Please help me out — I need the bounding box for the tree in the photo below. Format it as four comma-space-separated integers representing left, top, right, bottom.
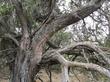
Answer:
0, 0, 110, 82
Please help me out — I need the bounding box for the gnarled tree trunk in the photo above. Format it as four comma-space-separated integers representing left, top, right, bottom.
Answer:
9, 0, 105, 82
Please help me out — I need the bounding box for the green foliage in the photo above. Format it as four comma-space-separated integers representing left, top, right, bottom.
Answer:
0, 2, 13, 16
22, 0, 42, 29
23, 0, 41, 10
105, 36, 110, 48
51, 30, 71, 46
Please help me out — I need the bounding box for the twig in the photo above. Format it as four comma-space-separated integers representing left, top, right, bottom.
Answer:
45, 65, 52, 82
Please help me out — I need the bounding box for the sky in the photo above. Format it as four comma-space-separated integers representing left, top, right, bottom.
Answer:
59, 0, 109, 42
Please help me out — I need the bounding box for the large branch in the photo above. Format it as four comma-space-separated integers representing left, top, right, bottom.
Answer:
41, 42, 110, 66
11, 0, 29, 34
33, 0, 104, 47
1, 33, 19, 46
41, 49, 110, 82
57, 42, 110, 65
11, 0, 30, 49
55, 52, 110, 78
32, 0, 105, 65
53, 2, 103, 31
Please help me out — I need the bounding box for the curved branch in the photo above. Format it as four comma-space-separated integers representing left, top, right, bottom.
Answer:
67, 61, 110, 78
57, 42, 110, 65
42, 42, 110, 64
33, 0, 105, 55
42, 49, 110, 82
44, 51, 110, 78
2, 33, 19, 46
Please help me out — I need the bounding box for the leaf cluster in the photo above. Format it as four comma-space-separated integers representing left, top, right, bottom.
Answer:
0, 2, 13, 16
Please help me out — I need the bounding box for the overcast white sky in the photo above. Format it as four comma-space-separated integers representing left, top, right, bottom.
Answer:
59, 0, 109, 42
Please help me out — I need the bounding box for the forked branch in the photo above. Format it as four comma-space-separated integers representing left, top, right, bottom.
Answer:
42, 42, 110, 82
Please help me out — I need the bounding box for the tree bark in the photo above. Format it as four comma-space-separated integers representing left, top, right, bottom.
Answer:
11, 49, 42, 82
10, 0, 105, 82
11, 50, 30, 82
61, 65, 70, 82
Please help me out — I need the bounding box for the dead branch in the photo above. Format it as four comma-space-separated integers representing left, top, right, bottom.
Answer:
2, 33, 19, 46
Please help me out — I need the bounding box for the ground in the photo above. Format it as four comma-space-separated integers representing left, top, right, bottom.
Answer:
35, 69, 89, 82
0, 69, 101, 82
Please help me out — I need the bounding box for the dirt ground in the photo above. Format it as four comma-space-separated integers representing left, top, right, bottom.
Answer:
36, 70, 89, 82
0, 70, 89, 82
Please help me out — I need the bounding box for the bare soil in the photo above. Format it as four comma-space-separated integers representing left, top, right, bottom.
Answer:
36, 70, 89, 82
0, 70, 89, 82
